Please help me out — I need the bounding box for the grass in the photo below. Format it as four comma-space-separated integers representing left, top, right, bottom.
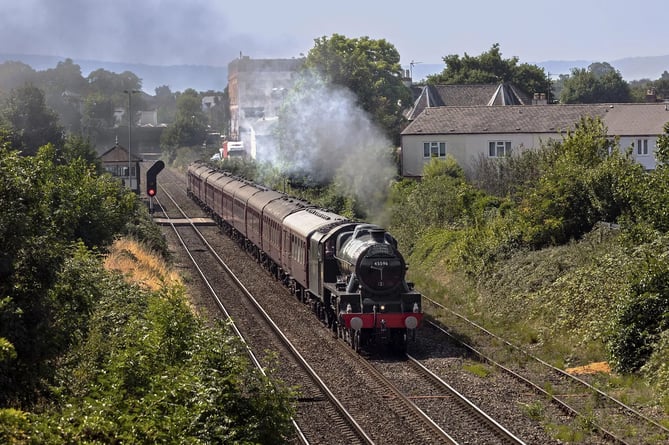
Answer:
104, 238, 182, 291
404, 224, 669, 442
461, 361, 493, 378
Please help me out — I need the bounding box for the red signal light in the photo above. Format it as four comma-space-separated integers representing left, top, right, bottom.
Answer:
148, 188, 156, 197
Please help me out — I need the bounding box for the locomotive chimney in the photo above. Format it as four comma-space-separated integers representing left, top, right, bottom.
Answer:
371, 229, 385, 242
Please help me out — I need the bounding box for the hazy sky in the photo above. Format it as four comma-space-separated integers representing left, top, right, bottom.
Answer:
2, 0, 667, 69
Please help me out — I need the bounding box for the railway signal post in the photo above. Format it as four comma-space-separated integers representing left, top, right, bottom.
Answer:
146, 160, 165, 214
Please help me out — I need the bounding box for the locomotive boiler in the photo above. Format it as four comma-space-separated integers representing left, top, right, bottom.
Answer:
187, 161, 422, 353
327, 224, 422, 352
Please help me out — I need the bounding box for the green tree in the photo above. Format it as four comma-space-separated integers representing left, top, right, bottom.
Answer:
0, 140, 137, 403
427, 43, 550, 100
154, 84, 177, 124
36, 59, 87, 133
0, 61, 37, 97
81, 91, 115, 137
160, 88, 207, 160
305, 34, 412, 145
608, 253, 669, 372
515, 117, 642, 248
86, 68, 141, 97
0, 85, 64, 155
560, 63, 631, 103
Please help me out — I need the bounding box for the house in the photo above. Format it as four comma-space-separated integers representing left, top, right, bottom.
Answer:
98, 143, 142, 193
404, 83, 533, 121
400, 103, 669, 177
227, 55, 304, 157
138, 110, 158, 127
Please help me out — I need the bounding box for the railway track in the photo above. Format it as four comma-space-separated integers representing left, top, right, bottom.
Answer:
153, 181, 373, 445
422, 297, 669, 445
147, 165, 613, 444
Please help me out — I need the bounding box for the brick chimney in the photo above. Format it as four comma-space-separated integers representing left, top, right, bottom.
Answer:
532, 92, 548, 105
646, 87, 658, 103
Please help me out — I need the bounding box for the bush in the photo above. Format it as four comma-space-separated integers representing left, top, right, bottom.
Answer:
24, 282, 295, 444
608, 251, 669, 372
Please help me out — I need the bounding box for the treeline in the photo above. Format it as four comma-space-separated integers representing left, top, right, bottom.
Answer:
384, 117, 669, 396
0, 58, 228, 155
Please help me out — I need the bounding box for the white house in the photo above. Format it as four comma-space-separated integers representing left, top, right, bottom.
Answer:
400, 103, 669, 177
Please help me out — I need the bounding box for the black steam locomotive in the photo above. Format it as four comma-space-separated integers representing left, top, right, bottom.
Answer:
187, 161, 422, 352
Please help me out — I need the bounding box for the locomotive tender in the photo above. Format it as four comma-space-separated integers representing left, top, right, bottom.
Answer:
187, 161, 422, 352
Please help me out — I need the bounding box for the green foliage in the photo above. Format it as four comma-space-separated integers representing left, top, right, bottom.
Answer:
422, 156, 464, 180
655, 121, 669, 165
24, 283, 294, 444
305, 34, 412, 144
641, 330, 669, 402
608, 247, 669, 372
531, 231, 630, 345
427, 43, 550, 99
160, 89, 208, 161
514, 117, 641, 248
560, 63, 631, 103
0, 408, 30, 444
468, 148, 547, 198
60, 134, 101, 170
0, 61, 37, 95
0, 138, 145, 404
0, 84, 64, 155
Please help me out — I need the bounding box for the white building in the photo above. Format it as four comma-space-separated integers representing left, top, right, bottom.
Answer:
401, 103, 669, 177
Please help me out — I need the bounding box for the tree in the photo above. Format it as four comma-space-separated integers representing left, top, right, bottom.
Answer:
154, 84, 177, 124
86, 68, 141, 98
305, 34, 412, 145
0, 85, 64, 155
560, 63, 631, 103
160, 88, 207, 160
0, 61, 37, 96
515, 117, 641, 248
0, 139, 137, 403
427, 43, 550, 100
36, 59, 86, 133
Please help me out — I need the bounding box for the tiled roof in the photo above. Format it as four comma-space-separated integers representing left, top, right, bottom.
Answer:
98, 144, 143, 162
401, 103, 669, 136
404, 83, 531, 121
603, 103, 669, 135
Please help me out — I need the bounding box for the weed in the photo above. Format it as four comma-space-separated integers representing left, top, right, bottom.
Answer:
520, 401, 545, 421
461, 361, 492, 378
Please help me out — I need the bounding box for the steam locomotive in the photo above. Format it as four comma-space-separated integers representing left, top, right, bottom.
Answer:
187, 161, 422, 352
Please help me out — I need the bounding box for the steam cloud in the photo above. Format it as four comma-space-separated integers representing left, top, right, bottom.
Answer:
248, 72, 397, 218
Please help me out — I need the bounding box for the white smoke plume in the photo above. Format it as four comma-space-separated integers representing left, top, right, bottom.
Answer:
249, 71, 397, 218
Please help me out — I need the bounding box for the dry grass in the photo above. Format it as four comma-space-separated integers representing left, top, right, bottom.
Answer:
104, 238, 182, 291
565, 362, 612, 375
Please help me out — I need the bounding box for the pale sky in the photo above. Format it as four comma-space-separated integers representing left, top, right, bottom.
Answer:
1, 0, 667, 70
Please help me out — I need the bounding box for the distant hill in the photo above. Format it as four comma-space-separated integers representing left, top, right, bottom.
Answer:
410, 55, 669, 83
0, 53, 227, 94
2, 52, 668, 94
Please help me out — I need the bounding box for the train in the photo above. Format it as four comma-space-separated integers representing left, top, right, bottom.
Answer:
186, 161, 422, 352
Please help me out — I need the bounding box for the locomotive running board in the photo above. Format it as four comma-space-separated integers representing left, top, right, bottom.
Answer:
152, 217, 216, 226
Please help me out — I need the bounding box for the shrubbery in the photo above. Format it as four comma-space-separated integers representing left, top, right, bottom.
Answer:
0, 133, 295, 442
24, 280, 294, 444
387, 116, 669, 397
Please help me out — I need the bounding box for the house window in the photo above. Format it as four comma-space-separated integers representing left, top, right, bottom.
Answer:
489, 141, 512, 157
423, 142, 446, 158
636, 139, 649, 156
